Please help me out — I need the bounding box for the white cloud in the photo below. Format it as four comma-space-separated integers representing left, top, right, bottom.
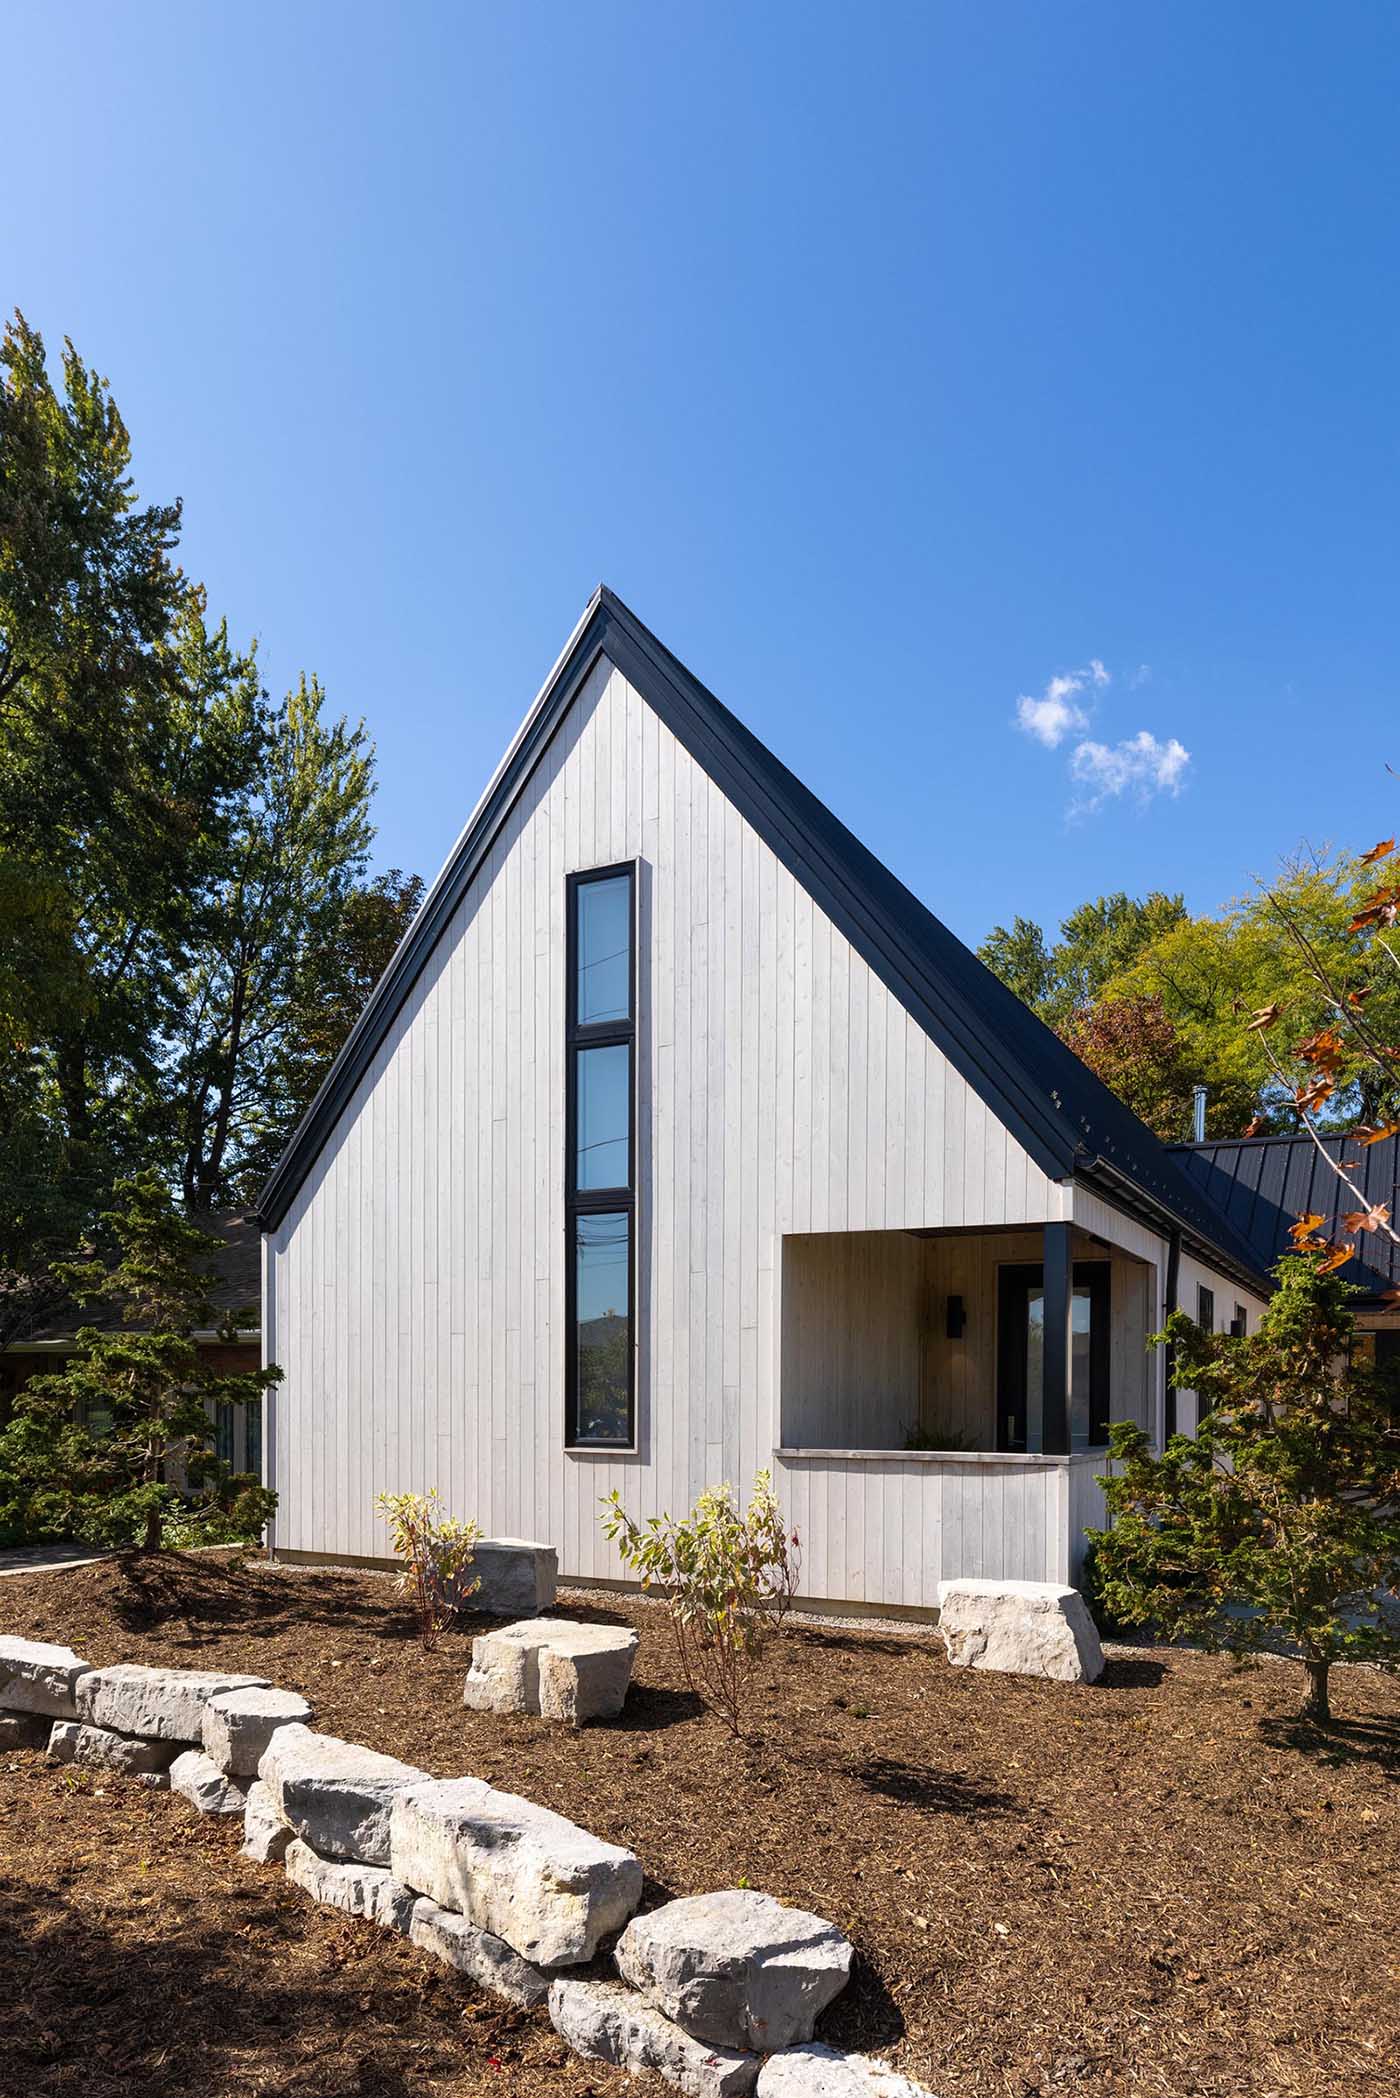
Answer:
1069, 730, 1191, 811
1014, 659, 1109, 748
1129, 662, 1152, 689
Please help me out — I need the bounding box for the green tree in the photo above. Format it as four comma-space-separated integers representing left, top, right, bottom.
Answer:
12, 1173, 281, 1552
1089, 1258, 1400, 1723
161, 671, 376, 1206
979, 891, 1189, 1029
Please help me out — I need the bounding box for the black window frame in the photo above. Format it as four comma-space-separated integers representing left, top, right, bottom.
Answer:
565, 863, 637, 1450
1198, 1284, 1215, 1334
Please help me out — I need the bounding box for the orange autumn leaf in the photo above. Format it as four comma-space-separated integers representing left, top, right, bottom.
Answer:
1343, 1204, 1391, 1235
1315, 1242, 1356, 1274
1242, 1116, 1265, 1137
1293, 1080, 1334, 1115
1290, 1212, 1327, 1242
1246, 1003, 1282, 1033
1359, 838, 1396, 866
1347, 986, 1373, 1006
1357, 1122, 1400, 1145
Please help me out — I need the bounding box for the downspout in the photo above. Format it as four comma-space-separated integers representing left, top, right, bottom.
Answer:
1163, 1227, 1182, 1443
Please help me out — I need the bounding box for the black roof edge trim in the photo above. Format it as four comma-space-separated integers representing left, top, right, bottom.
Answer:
1077, 1159, 1274, 1299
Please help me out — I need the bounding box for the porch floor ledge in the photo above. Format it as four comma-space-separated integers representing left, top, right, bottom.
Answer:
774, 1445, 1107, 1466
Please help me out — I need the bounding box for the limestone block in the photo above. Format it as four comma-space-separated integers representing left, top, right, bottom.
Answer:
0, 1636, 93, 1717
285, 1838, 417, 1931
408, 1896, 554, 2007
203, 1684, 314, 1776
0, 1712, 51, 1749
46, 1719, 178, 1775
616, 1890, 854, 2051
241, 1779, 292, 1863
756, 2043, 936, 2097
935, 1578, 1104, 1684
549, 1979, 759, 2097
469, 1538, 558, 1616
462, 1618, 638, 1724
76, 1664, 271, 1742
389, 1775, 643, 1965
258, 1723, 429, 1866
170, 1747, 250, 1816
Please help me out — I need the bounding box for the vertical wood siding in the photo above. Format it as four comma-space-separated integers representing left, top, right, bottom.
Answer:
267, 658, 1076, 1599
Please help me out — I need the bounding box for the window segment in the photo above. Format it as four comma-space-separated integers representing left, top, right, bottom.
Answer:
566, 865, 636, 1447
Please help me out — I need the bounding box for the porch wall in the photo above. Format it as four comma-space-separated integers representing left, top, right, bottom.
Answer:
776, 1448, 1107, 1607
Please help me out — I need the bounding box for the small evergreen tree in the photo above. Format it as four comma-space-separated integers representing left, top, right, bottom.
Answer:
13, 1173, 281, 1552
1090, 1257, 1400, 1722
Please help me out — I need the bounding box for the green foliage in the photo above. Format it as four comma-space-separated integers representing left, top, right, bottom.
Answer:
600, 1470, 802, 1737
12, 1173, 281, 1552
0, 310, 404, 1328
980, 859, 1400, 1136
1088, 1258, 1400, 1721
375, 1489, 481, 1649
980, 892, 1189, 1031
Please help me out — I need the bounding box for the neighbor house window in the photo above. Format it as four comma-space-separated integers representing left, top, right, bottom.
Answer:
565, 865, 635, 1447
1197, 1285, 1215, 1334
1230, 1304, 1247, 1338
215, 1401, 235, 1467
245, 1395, 263, 1476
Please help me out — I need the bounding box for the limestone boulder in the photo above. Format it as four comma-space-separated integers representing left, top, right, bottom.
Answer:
409, 1896, 554, 2007
285, 1838, 417, 1931
756, 2043, 935, 2097
47, 1719, 178, 1776
203, 1684, 314, 1776
241, 1780, 292, 1864
549, 1979, 759, 2098
390, 1775, 643, 1966
616, 1891, 854, 2051
936, 1578, 1104, 1684
170, 1748, 250, 1817
462, 1617, 638, 1724
0, 1636, 92, 1717
469, 1538, 558, 1616
76, 1664, 271, 1742
259, 1723, 429, 1866
0, 1712, 51, 1749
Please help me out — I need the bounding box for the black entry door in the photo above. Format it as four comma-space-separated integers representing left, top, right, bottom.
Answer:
996, 1261, 1111, 1452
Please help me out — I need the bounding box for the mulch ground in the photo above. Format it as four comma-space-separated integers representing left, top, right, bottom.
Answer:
1, 1554, 1397, 2098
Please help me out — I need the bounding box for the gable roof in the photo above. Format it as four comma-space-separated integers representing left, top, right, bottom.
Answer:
1170, 1131, 1400, 1305
255, 588, 1268, 1287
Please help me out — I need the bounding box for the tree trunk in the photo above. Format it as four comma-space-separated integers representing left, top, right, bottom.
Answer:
141, 1500, 163, 1553
1301, 1657, 1331, 1724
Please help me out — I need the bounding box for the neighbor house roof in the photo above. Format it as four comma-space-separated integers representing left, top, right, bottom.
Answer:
4, 1211, 262, 1348
1170, 1132, 1400, 1305
256, 588, 1269, 1289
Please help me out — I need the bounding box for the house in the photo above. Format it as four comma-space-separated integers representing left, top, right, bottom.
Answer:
1171, 1127, 1400, 1420
254, 590, 1272, 1613
0, 1211, 266, 1478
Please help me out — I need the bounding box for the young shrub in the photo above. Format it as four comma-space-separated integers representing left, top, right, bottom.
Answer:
14, 1174, 281, 1553
600, 1469, 802, 1737
375, 1489, 481, 1649
1089, 1256, 1400, 1722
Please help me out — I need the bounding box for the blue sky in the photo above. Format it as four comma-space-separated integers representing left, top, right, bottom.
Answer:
7, 3, 1399, 945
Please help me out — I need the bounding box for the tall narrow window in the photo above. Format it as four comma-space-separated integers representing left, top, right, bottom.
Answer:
1197, 1285, 1215, 1334
566, 865, 635, 1447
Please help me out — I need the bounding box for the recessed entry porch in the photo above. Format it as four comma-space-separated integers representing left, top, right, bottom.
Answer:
775, 1223, 1157, 1602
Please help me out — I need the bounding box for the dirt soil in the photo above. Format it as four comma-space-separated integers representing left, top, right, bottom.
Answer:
1, 1552, 1397, 2098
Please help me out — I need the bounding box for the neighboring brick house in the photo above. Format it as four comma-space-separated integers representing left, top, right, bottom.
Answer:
0, 1211, 265, 1479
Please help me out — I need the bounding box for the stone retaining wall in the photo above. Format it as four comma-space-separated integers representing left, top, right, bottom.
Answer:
1, 1634, 930, 2098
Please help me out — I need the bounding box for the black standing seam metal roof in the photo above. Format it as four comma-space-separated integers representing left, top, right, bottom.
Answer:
1169, 1132, 1400, 1303
255, 587, 1270, 1289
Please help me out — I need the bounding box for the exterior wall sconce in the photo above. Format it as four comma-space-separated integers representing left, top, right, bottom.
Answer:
945, 1294, 965, 1340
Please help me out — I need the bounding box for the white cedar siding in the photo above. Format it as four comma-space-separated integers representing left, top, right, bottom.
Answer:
264, 656, 1068, 1586
1172, 1249, 1269, 1436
